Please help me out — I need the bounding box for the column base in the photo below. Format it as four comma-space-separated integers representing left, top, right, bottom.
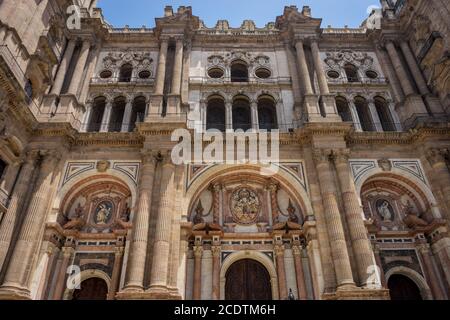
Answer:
322, 288, 390, 300
396, 94, 430, 129
303, 95, 323, 122
424, 94, 445, 115
0, 285, 31, 300
321, 95, 342, 121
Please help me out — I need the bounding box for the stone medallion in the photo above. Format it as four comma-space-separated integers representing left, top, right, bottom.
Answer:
230, 187, 261, 225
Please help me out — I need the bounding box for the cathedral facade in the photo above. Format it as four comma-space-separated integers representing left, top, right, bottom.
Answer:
0, 0, 449, 300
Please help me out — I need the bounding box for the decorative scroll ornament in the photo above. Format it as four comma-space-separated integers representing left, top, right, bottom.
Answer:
230, 188, 261, 225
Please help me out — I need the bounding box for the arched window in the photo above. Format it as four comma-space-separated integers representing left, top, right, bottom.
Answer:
344, 64, 359, 83
232, 96, 251, 131
87, 97, 106, 132
354, 97, 375, 132
109, 97, 126, 132
129, 96, 147, 132
335, 97, 353, 122
0, 159, 7, 180
119, 63, 133, 82
374, 96, 396, 132
230, 60, 249, 82
206, 97, 226, 132
258, 96, 278, 130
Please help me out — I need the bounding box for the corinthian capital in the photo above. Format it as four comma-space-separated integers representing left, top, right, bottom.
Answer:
331, 149, 351, 165
312, 148, 332, 165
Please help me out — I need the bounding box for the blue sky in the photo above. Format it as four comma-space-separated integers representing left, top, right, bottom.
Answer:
97, 0, 380, 28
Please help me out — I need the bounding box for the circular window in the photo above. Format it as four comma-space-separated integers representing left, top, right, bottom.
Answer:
255, 68, 272, 79
327, 70, 340, 79
138, 70, 151, 79
100, 70, 112, 79
366, 70, 378, 79
208, 67, 224, 79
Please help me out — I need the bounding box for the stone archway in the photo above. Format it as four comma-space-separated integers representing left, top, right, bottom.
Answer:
220, 251, 279, 300
385, 267, 433, 300
225, 259, 272, 300
72, 277, 108, 300
388, 274, 422, 300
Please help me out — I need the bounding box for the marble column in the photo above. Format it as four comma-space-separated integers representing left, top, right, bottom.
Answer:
375, 46, 405, 104
292, 245, 308, 300
385, 41, 415, 96
367, 100, 384, 132
0, 151, 39, 270
250, 100, 259, 130
426, 149, 450, 223
122, 152, 157, 292
333, 150, 380, 288
51, 39, 76, 95
192, 246, 203, 300
80, 45, 101, 104
0, 150, 61, 299
295, 40, 313, 95
418, 243, 446, 300
399, 41, 430, 97
211, 246, 221, 300
314, 149, 355, 289
121, 99, 133, 132
310, 40, 329, 95
108, 247, 124, 300
100, 100, 113, 132
348, 99, 363, 132
52, 247, 74, 300
275, 244, 288, 300
81, 101, 93, 132
225, 100, 233, 131
171, 39, 184, 95
67, 40, 91, 96
155, 39, 169, 96
148, 152, 175, 294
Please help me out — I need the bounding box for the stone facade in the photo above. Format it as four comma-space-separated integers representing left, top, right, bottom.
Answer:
0, 0, 449, 300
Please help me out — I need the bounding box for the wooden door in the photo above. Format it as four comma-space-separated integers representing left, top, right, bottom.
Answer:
388, 274, 423, 300
225, 259, 272, 300
72, 278, 108, 300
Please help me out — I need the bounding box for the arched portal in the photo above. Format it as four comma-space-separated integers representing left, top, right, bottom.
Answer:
72, 277, 108, 300
225, 259, 272, 300
388, 274, 423, 300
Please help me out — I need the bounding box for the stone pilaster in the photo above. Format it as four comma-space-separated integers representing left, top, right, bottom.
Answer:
332, 149, 381, 288
121, 151, 157, 293
313, 149, 355, 290
0, 150, 62, 300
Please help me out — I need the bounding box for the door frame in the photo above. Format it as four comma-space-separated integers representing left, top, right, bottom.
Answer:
385, 267, 433, 300
63, 269, 111, 300
220, 251, 279, 300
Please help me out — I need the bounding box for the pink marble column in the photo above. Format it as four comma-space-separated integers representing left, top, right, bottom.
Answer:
418, 243, 446, 300
274, 245, 287, 300
211, 246, 221, 300
108, 247, 124, 300
192, 246, 203, 300
292, 245, 308, 300
52, 247, 74, 300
